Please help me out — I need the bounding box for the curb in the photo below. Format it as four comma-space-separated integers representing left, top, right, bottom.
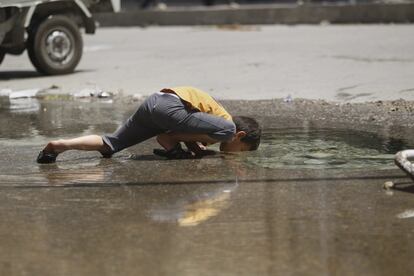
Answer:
93, 3, 414, 26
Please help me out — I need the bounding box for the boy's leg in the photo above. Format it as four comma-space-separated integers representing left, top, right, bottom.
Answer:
101, 116, 161, 154
38, 135, 110, 163
152, 108, 236, 158
43, 135, 109, 154
39, 120, 161, 163
101, 93, 164, 153
177, 111, 236, 141
38, 93, 163, 163
152, 96, 236, 147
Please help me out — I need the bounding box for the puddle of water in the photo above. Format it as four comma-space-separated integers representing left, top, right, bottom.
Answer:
9, 98, 41, 113
1, 97, 412, 172
248, 128, 413, 170
0, 97, 130, 141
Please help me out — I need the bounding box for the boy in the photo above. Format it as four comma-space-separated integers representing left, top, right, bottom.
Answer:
37, 86, 261, 163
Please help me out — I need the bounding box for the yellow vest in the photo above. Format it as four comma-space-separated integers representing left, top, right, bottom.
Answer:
161, 86, 232, 121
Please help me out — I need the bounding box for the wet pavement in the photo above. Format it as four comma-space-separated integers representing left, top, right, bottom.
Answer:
1, 96, 414, 275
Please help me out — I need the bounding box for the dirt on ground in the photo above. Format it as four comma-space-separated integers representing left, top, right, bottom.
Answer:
217, 97, 414, 139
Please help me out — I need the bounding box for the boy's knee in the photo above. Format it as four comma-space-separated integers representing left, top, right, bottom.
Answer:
224, 121, 236, 136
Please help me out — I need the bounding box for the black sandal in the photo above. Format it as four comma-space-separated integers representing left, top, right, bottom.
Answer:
36, 150, 58, 164
100, 151, 113, 159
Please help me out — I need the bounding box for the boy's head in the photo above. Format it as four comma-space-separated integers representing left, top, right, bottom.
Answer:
220, 116, 261, 152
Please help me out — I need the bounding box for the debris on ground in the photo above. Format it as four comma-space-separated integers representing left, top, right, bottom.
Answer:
0, 88, 12, 97
132, 93, 144, 101
71, 87, 114, 99
216, 24, 260, 32
72, 88, 99, 98
9, 89, 40, 99
283, 94, 293, 103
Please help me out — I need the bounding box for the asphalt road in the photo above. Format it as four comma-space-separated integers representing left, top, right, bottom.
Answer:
1, 97, 414, 276
1, 24, 414, 102
2, 24, 414, 275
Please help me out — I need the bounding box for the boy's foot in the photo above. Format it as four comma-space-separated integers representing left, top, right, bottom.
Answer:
36, 150, 58, 164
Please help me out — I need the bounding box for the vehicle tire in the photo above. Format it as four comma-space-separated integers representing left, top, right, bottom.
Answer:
0, 52, 5, 65
28, 15, 83, 75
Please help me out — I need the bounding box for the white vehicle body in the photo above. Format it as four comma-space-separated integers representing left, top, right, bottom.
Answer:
0, 0, 119, 74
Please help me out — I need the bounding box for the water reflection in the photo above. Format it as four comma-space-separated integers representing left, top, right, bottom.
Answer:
148, 181, 237, 227
0, 97, 130, 139
38, 159, 108, 185
9, 98, 41, 113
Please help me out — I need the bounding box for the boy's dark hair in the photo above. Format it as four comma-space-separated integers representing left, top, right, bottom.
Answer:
233, 116, 261, 151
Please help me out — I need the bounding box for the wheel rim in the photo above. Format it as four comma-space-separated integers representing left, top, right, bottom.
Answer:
45, 29, 74, 65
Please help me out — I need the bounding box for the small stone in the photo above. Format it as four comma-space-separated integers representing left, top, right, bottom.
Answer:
319, 20, 330, 26
229, 2, 240, 8
383, 181, 395, 190
156, 2, 167, 10
97, 91, 112, 98
73, 89, 94, 98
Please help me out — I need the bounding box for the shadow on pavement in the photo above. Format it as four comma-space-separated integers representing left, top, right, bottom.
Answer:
3, 174, 409, 189
392, 182, 414, 194
0, 70, 41, 80
0, 69, 94, 80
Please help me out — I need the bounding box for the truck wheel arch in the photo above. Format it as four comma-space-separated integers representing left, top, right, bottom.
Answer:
25, 1, 95, 34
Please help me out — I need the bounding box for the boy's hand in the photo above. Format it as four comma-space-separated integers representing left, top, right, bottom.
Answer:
185, 142, 216, 157
157, 133, 218, 151
153, 144, 194, 159
153, 143, 216, 159
155, 133, 218, 159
